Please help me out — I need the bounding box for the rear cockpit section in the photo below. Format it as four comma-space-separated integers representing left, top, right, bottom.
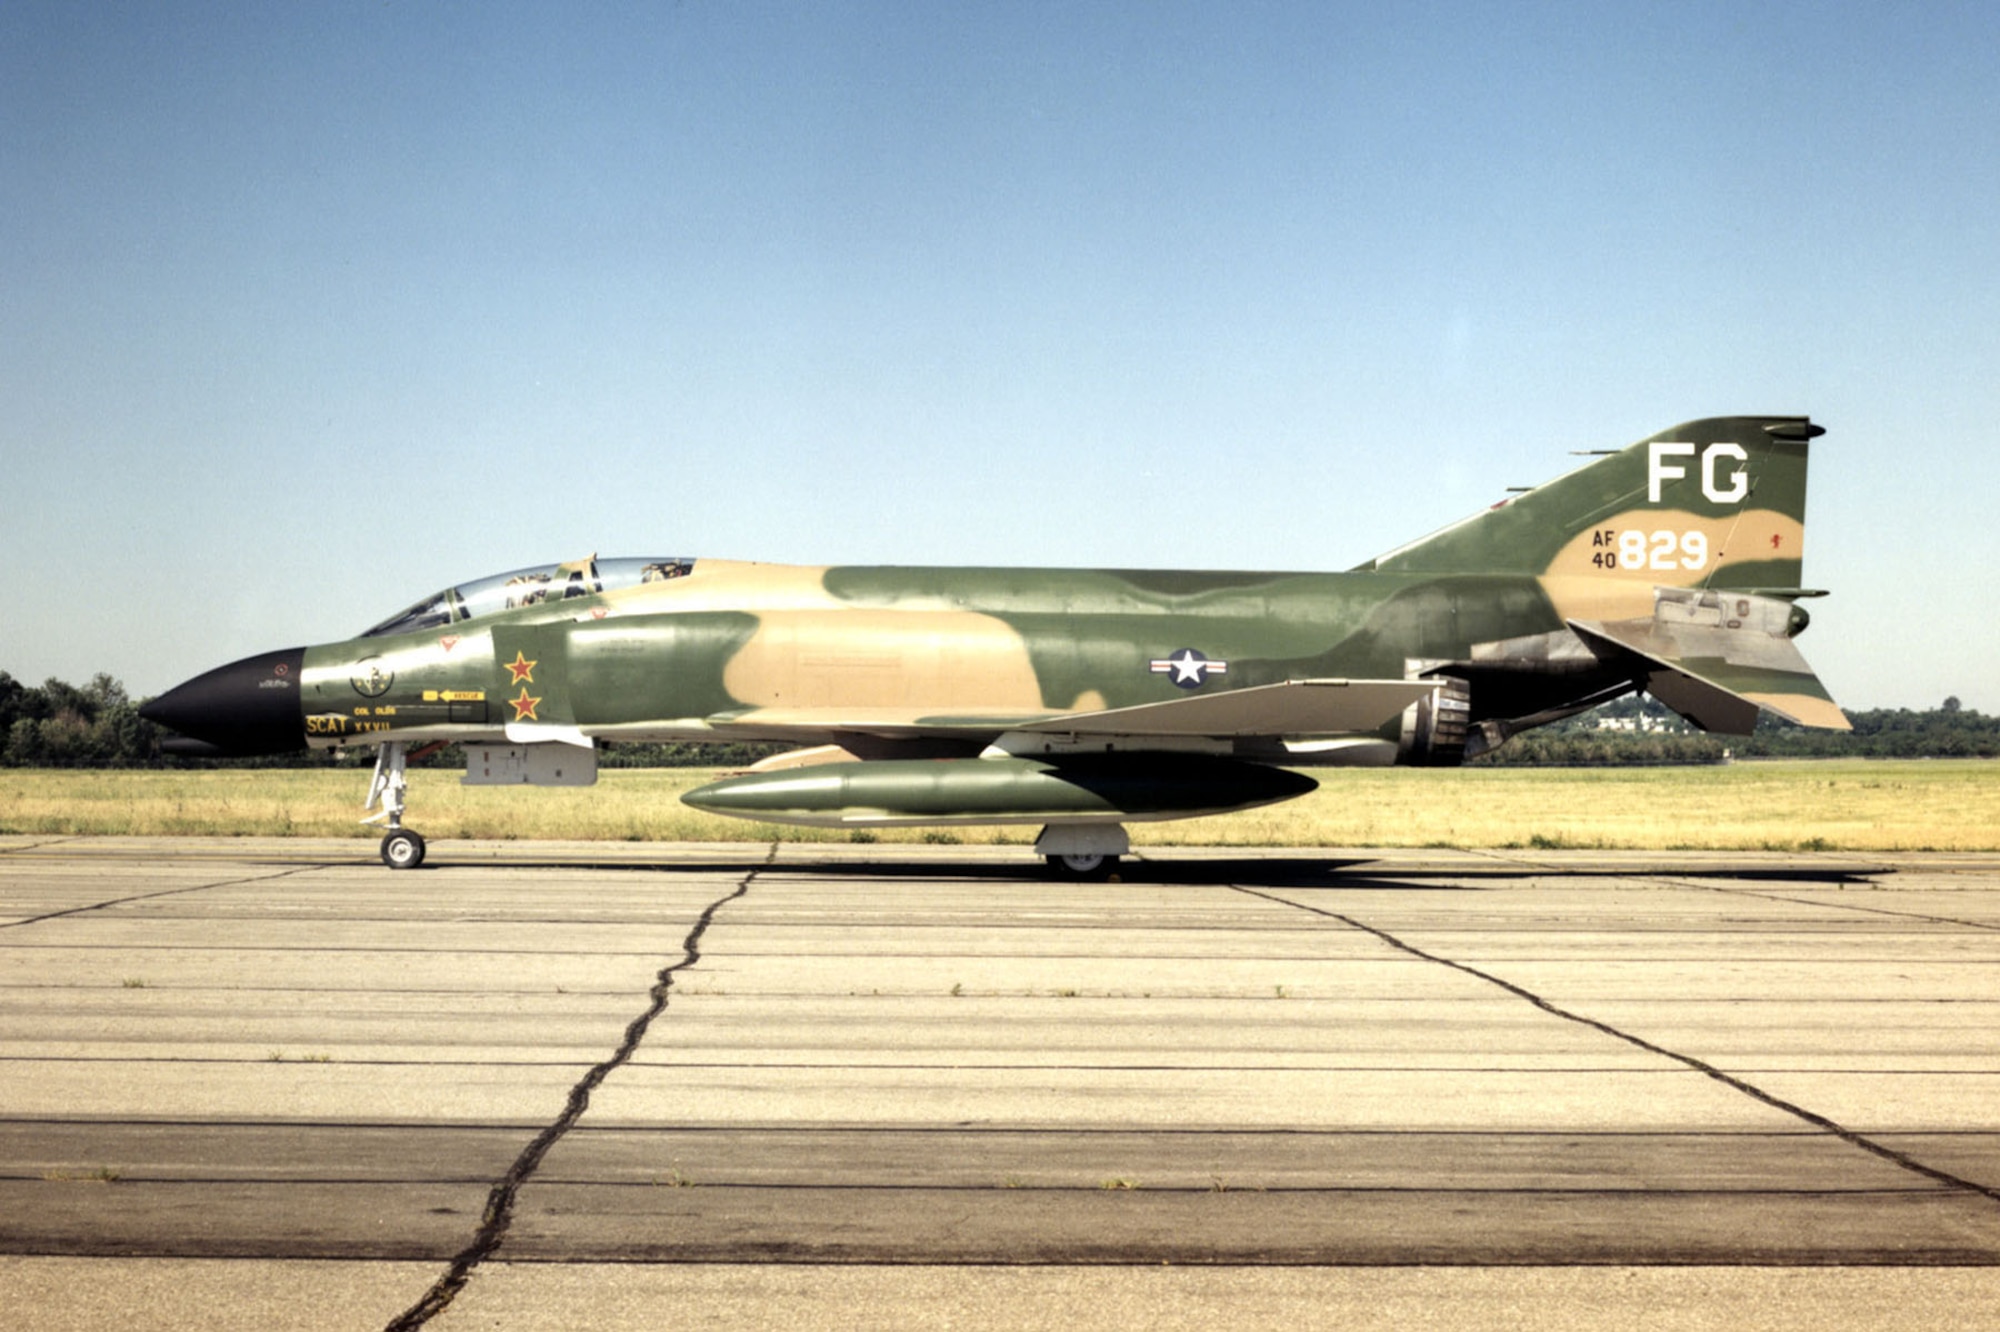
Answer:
360, 555, 697, 638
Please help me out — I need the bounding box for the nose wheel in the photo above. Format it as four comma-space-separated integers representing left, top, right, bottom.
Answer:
363, 741, 428, 870
380, 828, 427, 870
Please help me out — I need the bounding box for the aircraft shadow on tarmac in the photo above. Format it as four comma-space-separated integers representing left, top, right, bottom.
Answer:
417, 855, 1885, 891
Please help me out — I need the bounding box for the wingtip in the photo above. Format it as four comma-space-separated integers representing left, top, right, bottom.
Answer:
1746, 693, 1852, 731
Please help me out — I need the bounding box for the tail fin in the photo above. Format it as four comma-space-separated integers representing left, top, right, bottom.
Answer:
1368, 415, 1848, 734
1366, 415, 1822, 593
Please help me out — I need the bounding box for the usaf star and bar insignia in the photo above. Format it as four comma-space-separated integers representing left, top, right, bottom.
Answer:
1150, 648, 1228, 689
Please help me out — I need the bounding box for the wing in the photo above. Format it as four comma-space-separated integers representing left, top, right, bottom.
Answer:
705, 678, 1437, 744
1014, 678, 1438, 737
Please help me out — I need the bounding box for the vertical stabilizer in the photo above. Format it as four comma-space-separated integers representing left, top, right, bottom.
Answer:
1367, 416, 1822, 591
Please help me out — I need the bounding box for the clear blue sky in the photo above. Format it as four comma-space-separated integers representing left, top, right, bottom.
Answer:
4, 2, 1996, 710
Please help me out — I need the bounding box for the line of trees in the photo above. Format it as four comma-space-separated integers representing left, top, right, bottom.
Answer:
0, 673, 155, 768
1474, 693, 2000, 764
2, 670, 1995, 769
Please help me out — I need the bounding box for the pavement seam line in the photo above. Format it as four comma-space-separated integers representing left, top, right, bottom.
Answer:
1464, 848, 1999, 933
382, 852, 767, 1331
0, 865, 323, 930
1683, 883, 2000, 934
1232, 884, 2000, 1207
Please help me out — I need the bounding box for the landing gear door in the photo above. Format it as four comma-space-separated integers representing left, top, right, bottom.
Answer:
461, 743, 599, 787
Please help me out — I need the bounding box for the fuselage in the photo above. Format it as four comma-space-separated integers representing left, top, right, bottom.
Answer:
219, 559, 1620, 758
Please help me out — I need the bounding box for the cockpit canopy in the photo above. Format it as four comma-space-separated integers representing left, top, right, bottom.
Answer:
362, 556, 695, 638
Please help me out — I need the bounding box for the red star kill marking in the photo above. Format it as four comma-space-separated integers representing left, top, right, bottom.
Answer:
505, 651, 537, 684
1770, 534, 1782, 550
510, 688, 542, 722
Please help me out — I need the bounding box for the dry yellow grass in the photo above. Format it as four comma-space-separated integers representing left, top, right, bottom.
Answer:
1, 759, 1991, 850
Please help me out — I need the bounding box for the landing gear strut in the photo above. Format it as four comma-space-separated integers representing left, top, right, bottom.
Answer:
1035, 824, 1130, 881
363, 741, 426, 869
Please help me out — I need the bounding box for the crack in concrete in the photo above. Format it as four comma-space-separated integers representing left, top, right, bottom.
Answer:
0, 866, 321, 930
0, 836, 80, 855
1233, 884, 2000, 1207
383, 858, 763, 1330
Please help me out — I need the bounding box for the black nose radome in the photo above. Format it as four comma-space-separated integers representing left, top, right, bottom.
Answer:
140, 648, 308, 756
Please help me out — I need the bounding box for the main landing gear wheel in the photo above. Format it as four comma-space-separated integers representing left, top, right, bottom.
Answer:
1046, 852, 1119, 881
1034, 824, 1131, 882
380, 828, 426, 870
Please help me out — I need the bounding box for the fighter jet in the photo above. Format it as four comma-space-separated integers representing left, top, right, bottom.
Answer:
142, 415, 1847, 875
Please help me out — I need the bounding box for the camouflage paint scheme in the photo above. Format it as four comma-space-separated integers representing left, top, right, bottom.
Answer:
142, 416, 1847, 863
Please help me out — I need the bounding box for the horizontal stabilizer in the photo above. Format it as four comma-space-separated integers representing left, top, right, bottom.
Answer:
1569, 588, 1849, 734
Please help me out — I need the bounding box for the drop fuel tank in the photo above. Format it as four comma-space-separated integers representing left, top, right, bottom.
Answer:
682, 754, 1317, 828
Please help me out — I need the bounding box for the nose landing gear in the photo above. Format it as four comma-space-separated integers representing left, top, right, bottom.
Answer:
364, 740, 427, 869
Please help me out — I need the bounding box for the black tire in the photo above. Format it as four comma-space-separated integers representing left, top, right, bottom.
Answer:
381, 829, 426, 870
1046, 852, 1118, 881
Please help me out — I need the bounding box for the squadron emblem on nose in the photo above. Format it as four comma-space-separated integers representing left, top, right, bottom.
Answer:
350, 657, 394, 698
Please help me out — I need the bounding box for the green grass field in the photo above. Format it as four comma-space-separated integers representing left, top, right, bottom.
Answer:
1, 759, 1992, 850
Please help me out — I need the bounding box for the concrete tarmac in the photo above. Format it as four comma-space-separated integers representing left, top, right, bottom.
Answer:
1, 835, 1997, 1329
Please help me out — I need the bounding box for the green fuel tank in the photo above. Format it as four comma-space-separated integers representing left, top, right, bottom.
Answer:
682, 755, 1318, 828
